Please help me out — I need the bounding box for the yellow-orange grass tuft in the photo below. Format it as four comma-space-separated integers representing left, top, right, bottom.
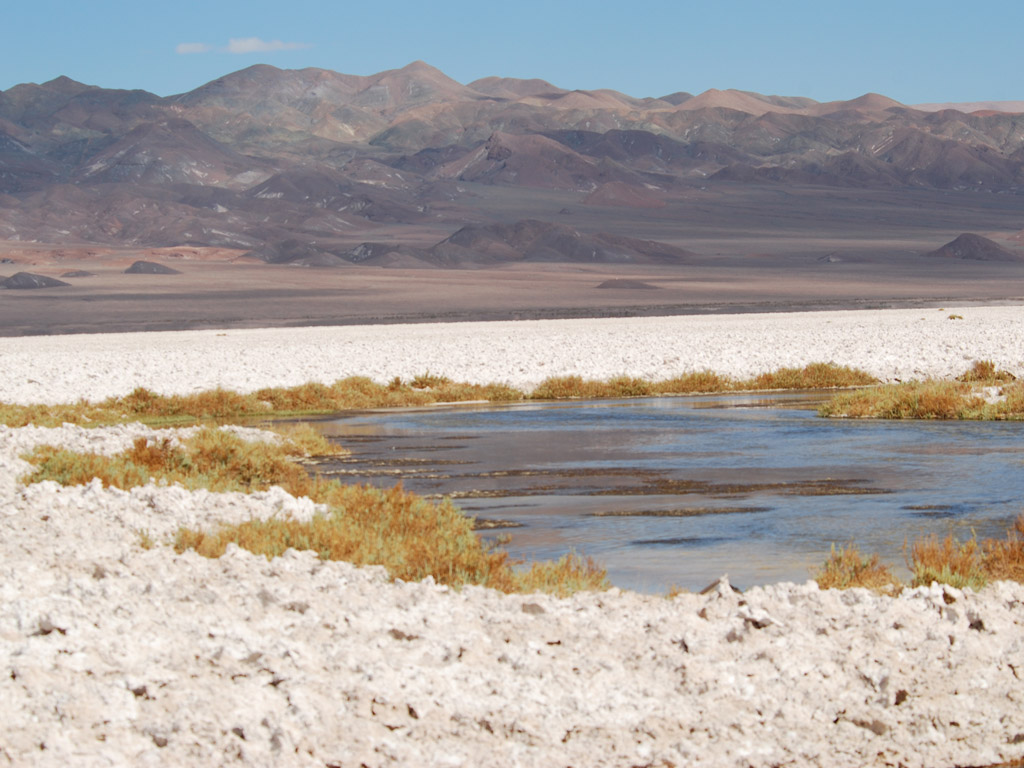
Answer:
820, 361, 1024, 421
175, 484, 518, 589
957, 359, 1017, 384
983, 514, 1024, 582
745, 362, 878, 391
265, 423, 348, 458
819, 381, 989, 420
174, 484, 608, 594
530, 375, 611, 400
513, 553, 610, 597
22, 427, 317, 495
653, 371, 733, 394
909, 534, 987, 591
815, 544, 901, 594
817, 515, 1024, 592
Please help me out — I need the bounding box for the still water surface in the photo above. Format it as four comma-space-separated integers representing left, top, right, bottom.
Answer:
311, 393, 1024, 592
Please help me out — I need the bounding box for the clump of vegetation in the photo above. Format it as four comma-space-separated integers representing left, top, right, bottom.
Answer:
817, 515, 1024, 592
956, 359, 1017, 384
815, 544, 902, 594
819, 380, 987, 419
22, 426, 334, 495
947, 314, 964, 320
511, 552, 610, 597
267, 423, 346, 458
820, 360, 1024, 420
174, 484, 521, 588
743, 362, 878, 390
980, 514, 1024, 583
653, 370, 734, 394
908, 534, 987, 591
529, 375, 611, 400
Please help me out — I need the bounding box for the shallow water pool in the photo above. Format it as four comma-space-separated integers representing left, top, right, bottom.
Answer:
309, 393, 1024, 592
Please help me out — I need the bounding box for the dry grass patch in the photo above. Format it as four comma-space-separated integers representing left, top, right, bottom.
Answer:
179, 482, 608, 593
173, 490, 608, 594
821, 380, 1024, 420
819, 381, 984, 419
820, 361, 1024, 420
815, 544, 902, 594
653, 371, 733, 394
956, 359, 1017, 384
0, 377, 523, 427
530, 375, 611, 400
530, 363, 876, 401
818, 516, 1024, 593
512, 553, 610, 597
22, 427, 322, 495
982, 514, 1024, 582
266, 423, 348, 458
909, 534, 988, 591
742, 362, 878, 391
174, 484, 521, 589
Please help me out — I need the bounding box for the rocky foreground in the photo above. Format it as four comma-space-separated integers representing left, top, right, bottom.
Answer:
2, 309, 1024, 766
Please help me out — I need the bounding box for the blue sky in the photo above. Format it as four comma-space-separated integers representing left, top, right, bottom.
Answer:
3, 0, 1021, 104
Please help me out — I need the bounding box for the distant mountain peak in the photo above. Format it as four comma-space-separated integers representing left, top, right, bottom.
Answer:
41, 75, 92, 93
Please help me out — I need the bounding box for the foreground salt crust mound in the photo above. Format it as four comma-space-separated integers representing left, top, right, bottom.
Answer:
2, 305, 1023, 404
3, 424, 1024, 767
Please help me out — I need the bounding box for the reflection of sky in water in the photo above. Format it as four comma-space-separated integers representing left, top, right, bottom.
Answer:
320, 395, 1024, 593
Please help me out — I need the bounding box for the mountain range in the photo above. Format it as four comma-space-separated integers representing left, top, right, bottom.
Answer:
1, 61, 1023, 266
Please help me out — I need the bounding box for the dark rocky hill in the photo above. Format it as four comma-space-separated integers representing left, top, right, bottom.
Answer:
923, 233, 1024, 262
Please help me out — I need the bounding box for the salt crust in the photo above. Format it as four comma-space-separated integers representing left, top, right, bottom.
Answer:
3, 433, 1024, 767
3, 310, 1024, 765
2, 306, 1023, 404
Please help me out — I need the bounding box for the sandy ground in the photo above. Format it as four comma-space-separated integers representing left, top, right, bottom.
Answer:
3, 307, 1024, 766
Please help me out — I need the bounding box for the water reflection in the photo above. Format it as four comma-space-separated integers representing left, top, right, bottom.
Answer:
308, 393, 1024, 592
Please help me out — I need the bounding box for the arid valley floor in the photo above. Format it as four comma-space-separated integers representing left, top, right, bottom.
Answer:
3, 183, 1024, 334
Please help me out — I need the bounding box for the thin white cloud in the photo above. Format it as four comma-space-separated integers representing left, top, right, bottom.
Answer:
174, 38, 311, 56
225, 37, 311, 54
176, 42, 214, 55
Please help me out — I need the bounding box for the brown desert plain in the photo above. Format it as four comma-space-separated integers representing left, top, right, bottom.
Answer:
2, 182, 1024, 334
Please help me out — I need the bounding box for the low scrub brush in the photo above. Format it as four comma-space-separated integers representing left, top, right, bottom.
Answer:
653, 371, 732, 394
909, 534, 987, 591
745, 362, 878, 391
957, 359, 1017, 384
820, 361, 1024, 421
815, 544, 901, 594
817, 515, 1024, 592
982, 514, 1024, 582
175, 484, 608, 594
513, 552, 609, 596
174, 484, 520, 589
530, 375, 610, 400
22, 427, 319, 495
